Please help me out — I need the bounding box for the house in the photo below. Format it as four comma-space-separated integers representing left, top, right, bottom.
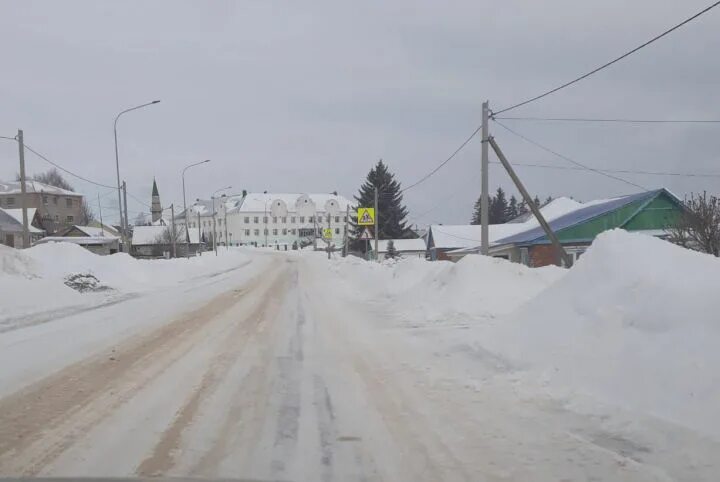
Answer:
449, 189, 683, 267
427, 197, 583, 261
377, 238, 428, 260
176, 192, 353, 250
0, 207, 45, 248
33, 224, 120, 255
132, 223, 201, 258
0, 180, 84, 234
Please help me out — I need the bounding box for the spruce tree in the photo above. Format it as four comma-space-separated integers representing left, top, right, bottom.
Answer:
385, 240, 399, 259
507, 195, 519, 220
352, 160, 410, 250
489, 187, 509, 223
533, 195, 541, 208
543, 195, 554, 207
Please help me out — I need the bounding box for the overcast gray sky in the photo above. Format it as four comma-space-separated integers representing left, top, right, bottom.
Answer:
2, 0, 719, 226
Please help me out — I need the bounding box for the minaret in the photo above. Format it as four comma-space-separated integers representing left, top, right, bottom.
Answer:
151, 178, 162, 222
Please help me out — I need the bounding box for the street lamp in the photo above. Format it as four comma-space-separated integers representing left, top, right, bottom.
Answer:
182, 159, 211, 258
114, 100, 160, 252
212, 185, 231, 256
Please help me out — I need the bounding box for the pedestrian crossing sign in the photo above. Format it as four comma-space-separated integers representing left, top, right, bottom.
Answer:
359, 227, 373, 240
357, 207, 375, 226
322, 228, 333, 240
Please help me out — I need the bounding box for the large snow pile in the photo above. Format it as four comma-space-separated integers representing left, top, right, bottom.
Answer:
0, 242, 250, 321
484, 230, 720, 438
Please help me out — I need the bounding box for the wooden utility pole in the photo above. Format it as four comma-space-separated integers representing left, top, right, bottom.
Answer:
170, 203, 177, 258
480, 101, 489, 255
197, 211, 201, 256
327, 213, 332, 260
97, 193, 105, 236
489, 137, 572, 267
343, 204, 349, 257
374, 186, 379, 261
17, 129, 30, 248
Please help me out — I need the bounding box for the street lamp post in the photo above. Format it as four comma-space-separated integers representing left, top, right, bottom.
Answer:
114, 100, 160, 252
212, 186, 231, 256
182, 159, 211, 258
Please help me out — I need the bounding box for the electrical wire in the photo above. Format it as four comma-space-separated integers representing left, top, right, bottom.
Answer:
127, 192, 151, 209
400, 125, 482, 193
489, 160, 720, 178
0, 135, 17, 140
494, 1, 720, 115
494, 116, 720, 124
22, 143, 117, 190
493, 119, 648, 190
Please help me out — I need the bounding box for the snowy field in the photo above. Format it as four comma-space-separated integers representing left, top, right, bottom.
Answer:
1, 232, 719, 480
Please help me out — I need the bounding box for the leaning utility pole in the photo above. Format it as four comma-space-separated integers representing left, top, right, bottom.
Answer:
374, 186, 379, 261
170, 203, 177, 258
17, 129, 30, 248
480, 101, 490, 255
489, 137, 572, 267
97, 193, 105, 236
122, 181, 130, 252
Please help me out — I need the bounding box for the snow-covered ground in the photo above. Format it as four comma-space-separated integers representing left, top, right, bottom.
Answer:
1, 233, 719, 480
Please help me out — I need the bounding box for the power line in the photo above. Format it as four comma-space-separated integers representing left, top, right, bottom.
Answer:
22, 143, 117, 190
494, 1, 720, 115
489, 160, 720, 178
0, 135, 17, 140
127, 191, 151, 209
401, 125, 482, 193
493, 119, 648, 190
494, 116, 720, 124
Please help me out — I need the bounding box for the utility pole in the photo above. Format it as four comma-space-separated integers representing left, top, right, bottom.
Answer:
170, 203, 177, 258
97, 193, 105, 236
17, 129, 29, 248
224, 207, 229, 250
343, 204, 349, 257
313, 215, 318, 251
122, 181, 130, 252
489, 137, 572, 267
327, 213, 332, 260
481, 101, 489, 255
212, 197, 217, 256
374, 186, 379, 261
197, 211, 201, 256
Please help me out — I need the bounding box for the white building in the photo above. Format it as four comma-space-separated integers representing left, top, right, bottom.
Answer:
176, 192, 352, 250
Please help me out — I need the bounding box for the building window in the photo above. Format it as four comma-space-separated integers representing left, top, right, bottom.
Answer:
273, 217, 277, 223
43, 195, 48, 205
66, 215, 74, 223
254, 229, 259, 236
263, 216, 268, 224
245, 229, 250, 235
299, 228, 314, 237
66, 198, 73, 208
254, 216, 259, 223
272, 229, 278, 235
54, 214, 59, 221
309, 216, 314, 223
291, 228, 296, 235
344, 216, 348, 222
335, 216, 340, 223
291, 216, 296, 223
335, 228, 340, 234
282, 228, 287, 235
282, 217, 287, 223
53, 196, 58, 205
299, 216, 305, 223
7, 197, 15, 206
263, 228, 268, 235
244, 216, 250, 223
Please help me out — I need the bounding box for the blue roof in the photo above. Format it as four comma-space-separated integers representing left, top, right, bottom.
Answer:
493, 189, 665, 246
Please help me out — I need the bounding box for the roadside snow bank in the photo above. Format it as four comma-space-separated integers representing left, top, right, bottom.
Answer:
0, 243, 251, 321
486, 230, 720, 438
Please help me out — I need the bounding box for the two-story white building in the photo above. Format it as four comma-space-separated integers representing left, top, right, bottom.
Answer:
176, 192, 352, 250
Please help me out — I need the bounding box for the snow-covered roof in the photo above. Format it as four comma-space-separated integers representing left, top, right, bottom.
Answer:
132, 225, 200, 245
33, 236, 118, 246
0, 180, 80, 196
71, 225, 119, 239
377, 238, 427, 253
238, 192, 351, 213
0, 208, 44, 233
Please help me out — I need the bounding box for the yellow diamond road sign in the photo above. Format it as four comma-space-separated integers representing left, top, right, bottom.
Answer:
357, 207, 375, 226
322, 228, 333, 240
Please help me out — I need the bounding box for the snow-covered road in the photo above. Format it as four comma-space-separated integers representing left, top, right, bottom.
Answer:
1, 251, 718, 481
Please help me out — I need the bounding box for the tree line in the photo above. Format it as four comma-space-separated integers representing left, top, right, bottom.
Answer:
471, 187, 553, 225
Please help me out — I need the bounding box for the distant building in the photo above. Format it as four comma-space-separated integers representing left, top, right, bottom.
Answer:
376, 238, 427, 261
442, 189, 683, 267
0, 180, 84, 234
34, 225, 120, 255
176, 192, 353, 250
132, 224, 201, 258
0, 207, 45, 248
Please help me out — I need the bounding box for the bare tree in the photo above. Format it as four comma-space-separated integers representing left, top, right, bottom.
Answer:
16, 168, 76, 192
78, 200, 95, 225
153, 225, 183, 245
667, 192, 720, 256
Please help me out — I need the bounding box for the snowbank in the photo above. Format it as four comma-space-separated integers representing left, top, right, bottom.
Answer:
0, 243, 251, 321
485, 230, 720, 439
